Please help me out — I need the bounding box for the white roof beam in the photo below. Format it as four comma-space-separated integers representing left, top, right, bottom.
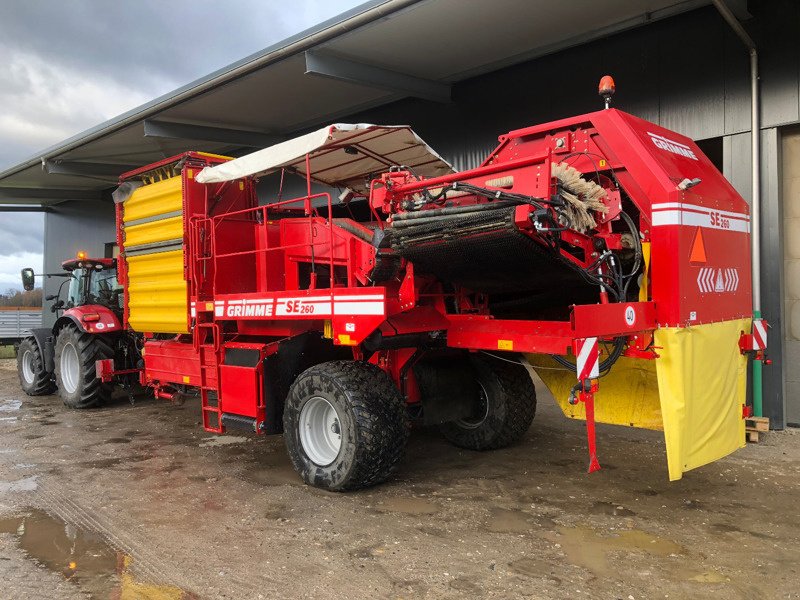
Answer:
143, 120, 282, 148
43, 159, 137, 179
305, 50, 451, 103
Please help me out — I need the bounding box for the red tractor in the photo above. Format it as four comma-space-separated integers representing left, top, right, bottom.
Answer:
16, 254, 139, 407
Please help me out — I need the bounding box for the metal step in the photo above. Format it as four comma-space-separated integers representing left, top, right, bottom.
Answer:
221, 413, 257, 432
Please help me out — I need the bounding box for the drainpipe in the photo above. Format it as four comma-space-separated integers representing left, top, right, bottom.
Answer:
712, 0, 762, 416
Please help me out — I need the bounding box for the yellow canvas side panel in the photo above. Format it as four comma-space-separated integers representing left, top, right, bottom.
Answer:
526, 354, 663, 430
123, 176, 182, 223
124, 216, 183, 247
654, 318, 749, 481
126, 249, 188, 334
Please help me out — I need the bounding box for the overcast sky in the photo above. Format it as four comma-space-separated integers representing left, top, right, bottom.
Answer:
0, 0, 363, 290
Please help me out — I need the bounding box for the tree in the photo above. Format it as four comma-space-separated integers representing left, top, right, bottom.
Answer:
0, 288, 42, 307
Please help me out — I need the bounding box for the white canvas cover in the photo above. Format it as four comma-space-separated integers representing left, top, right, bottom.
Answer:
194, 123, 454, 192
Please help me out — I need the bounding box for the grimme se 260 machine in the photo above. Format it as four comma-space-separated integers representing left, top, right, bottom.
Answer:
18, 84, 764, 491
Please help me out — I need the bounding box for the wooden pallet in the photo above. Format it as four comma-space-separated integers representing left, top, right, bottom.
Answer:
745, 416, 770, 443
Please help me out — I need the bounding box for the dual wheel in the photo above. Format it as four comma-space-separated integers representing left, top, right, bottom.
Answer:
283, 355, 537, 491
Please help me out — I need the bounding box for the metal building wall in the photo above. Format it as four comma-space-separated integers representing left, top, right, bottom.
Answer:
782, 126, 800, 425
352, 3, 799, 168
42, 201, 117, 328
348, 2, 799, 427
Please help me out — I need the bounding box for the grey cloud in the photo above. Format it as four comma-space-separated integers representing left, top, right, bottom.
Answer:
0, 0, 363, 171
0, 1, 359, 95
0, 1, 362, 272
0, 213, 44, 254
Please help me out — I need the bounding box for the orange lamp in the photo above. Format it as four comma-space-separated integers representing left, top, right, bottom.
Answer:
598, 75, 616, 109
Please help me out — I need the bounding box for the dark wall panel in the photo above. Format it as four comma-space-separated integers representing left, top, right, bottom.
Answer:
42, 202, 116, 327
349, 4, 800, 170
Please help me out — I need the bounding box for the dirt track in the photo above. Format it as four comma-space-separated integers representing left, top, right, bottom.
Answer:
0, 358, 797, 599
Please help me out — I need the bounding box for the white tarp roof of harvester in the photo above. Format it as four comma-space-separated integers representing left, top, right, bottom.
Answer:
194, 123, 454, 193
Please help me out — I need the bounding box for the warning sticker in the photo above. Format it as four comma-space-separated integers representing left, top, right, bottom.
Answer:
689, 228, 707, 264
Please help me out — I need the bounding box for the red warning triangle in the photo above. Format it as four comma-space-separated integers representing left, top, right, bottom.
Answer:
689, 227, 707, 263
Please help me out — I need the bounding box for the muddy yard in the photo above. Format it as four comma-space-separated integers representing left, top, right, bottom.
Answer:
0, 357, 797, 599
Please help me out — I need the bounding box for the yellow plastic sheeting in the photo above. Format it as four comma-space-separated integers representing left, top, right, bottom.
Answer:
124, 215, 183, 248
123, 176, 182, 223
126, 249, 188, 333
654, 318, 749, 481
526, 354, 663, 430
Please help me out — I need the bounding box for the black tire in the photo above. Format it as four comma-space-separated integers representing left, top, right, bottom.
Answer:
283, 360, 410, 491
439, 355, 536, 451
16, 337, 55, 396
53, 325, 114, 409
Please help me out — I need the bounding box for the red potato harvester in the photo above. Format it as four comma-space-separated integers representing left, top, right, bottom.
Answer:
60, 80, 764, 491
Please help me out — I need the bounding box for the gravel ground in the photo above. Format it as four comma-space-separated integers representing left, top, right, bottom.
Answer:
0, 357, 797, 599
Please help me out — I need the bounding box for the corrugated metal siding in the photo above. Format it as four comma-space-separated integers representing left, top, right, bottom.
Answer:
122, 176, 182, 222
123, 178, 188, 334
0, 310, 43, 340
124, 215, 183, 247
125, 249, 188, 334
42, 202, 117, 329
783, 126, 800, 424
351, 5, 800, 170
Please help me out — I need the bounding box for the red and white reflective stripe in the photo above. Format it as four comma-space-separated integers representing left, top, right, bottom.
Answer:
651, 202, 750, 233
210, 293, 385, 318
575, 337, 599, 381
753, 319, 767, 351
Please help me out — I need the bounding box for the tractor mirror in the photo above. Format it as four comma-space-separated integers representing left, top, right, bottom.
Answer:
21, 268, 35, 291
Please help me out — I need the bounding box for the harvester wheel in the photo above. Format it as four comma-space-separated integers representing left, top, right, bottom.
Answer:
53, 325, 114, 409
16, 337, 55, 396
283, 360, 410, 491
439, 355, 536, 451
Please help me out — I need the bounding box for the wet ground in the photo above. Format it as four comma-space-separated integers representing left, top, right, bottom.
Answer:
0, 357, 798, 599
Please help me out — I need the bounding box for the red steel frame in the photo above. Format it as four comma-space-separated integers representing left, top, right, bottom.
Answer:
114, 110, 754, 470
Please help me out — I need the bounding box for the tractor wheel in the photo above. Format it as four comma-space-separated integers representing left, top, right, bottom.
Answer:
16, 338, 55, 396
283, 361, 410, 491
53, 325, 114, 409
439, 355, 536, 451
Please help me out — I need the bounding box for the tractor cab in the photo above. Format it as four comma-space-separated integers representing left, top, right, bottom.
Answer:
60, 255, 121, 313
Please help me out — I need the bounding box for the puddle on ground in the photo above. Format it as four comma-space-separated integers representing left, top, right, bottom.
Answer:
545, 525, 684, 577
375, 497, 440, 515
589, 501, 637, 517
485, 508, 531, 534
0, 399, 22, 412
0, 509, 190, 599
687, 570, 728, 583
0, 476, 37, 492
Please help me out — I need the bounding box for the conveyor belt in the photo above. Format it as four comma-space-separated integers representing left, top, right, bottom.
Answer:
389, 204, 595, 304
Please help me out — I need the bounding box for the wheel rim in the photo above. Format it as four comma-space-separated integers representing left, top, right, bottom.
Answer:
21, 350, 35, 384
456, 382, 490, 429
299, 396, 342, 466
60, 342, 80, 395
